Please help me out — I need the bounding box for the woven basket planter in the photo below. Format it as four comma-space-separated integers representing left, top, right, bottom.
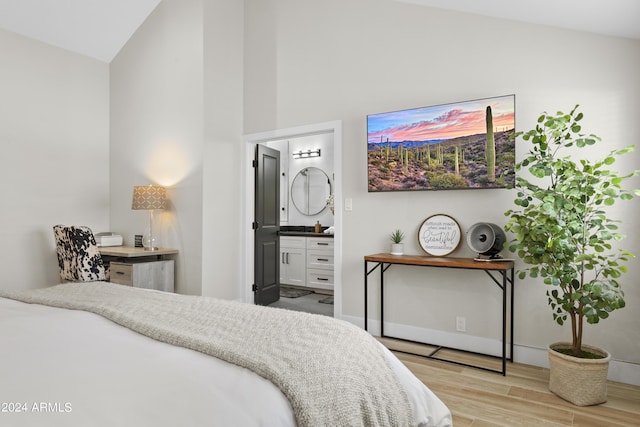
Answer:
548, 342, 611, 406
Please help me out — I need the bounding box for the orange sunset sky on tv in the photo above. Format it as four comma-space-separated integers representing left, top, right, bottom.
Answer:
368, 95, 515, 145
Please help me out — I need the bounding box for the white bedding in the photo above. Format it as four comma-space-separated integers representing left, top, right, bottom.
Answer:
0, 294, 452, 427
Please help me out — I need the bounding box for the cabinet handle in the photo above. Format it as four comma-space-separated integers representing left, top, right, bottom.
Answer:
317, 242, 329, 246
282, 253, 285, 264
317, 277, 329, 281
116, 271, 125, 275
286, 252, 289, 264
317, 258, 329, 262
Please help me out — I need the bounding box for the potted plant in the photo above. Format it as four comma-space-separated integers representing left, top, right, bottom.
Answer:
390, 229, 405, 255
504, 105, 639, 406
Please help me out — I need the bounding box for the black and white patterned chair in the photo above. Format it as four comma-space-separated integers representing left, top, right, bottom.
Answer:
53, 225, 109, 282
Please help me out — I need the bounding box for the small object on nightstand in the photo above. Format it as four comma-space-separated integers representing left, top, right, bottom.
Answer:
95, 232, 123, 247
315, 221, 322, 233
134, 235, 143, 248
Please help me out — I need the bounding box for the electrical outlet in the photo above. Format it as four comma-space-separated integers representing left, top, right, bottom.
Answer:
456, 316, 466, 332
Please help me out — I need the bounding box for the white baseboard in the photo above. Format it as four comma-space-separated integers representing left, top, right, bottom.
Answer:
342, 315, 640, 387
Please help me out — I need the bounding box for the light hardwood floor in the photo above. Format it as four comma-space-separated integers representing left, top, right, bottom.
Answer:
380, 338, 640, 426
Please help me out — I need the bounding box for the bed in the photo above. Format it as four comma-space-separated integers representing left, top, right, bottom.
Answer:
0, 282, 452, 427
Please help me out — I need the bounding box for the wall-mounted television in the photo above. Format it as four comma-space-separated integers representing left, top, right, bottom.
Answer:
367, 94, 515, 192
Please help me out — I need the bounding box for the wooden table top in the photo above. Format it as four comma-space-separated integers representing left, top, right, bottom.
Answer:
364, 253, 514, 270
98, 246, 178, 258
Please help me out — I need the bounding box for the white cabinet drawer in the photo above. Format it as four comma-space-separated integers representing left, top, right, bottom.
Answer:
307, 237, 333, 251
306, 268, 334, 290
280, 236, 306, 249
307, 251, 334, 270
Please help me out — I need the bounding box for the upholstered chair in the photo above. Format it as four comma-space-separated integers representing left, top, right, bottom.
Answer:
53, 225, 109, 282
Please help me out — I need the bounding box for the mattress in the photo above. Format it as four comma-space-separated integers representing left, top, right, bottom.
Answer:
0, 289, 452, 427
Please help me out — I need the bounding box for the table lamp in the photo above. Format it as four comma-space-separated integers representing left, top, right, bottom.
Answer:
132, 185, 167, 251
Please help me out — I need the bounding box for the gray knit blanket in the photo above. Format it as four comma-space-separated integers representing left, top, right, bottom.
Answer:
2, 282, 413, 427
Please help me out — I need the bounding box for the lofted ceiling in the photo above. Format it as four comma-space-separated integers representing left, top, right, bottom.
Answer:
0, 0, 637, 63
0, 0, 161, 62
396, 0, 640, 40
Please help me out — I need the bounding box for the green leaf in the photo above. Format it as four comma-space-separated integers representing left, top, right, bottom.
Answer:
506, 105, 635, 341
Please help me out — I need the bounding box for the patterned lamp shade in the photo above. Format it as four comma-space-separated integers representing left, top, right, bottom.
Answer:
132, 185, 167, 210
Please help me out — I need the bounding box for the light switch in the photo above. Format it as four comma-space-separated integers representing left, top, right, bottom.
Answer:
345, 198, 353, 211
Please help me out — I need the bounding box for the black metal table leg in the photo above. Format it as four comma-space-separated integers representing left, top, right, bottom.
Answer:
502, 270, 507, 375
380, 262, 385, 337
510, 266, 515, 362
364, 260, 368, 331
363, 254, 515, 375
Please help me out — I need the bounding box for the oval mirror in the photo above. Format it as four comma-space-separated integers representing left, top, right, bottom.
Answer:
291, 167, 332, 216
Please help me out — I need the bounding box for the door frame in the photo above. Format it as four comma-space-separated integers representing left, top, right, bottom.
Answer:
241, 120, 342, 318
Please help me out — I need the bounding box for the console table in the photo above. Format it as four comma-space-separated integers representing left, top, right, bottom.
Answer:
364, 253, 515, 375
99, 246, 178, 292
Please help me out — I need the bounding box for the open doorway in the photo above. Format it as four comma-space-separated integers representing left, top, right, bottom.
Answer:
242, 121, 342, 319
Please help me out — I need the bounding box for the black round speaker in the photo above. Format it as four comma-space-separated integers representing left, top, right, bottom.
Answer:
466, 222, 506, 258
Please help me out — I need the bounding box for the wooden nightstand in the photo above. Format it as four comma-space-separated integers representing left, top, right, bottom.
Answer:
99, 246, 178, 292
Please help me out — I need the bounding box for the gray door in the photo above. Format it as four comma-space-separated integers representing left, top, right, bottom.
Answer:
254, 144, 280, 305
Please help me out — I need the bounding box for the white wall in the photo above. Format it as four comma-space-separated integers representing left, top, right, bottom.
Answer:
243, 0, 640, 376
202, 0, 244, 300
0, 29, 109, 290
110, 0, 244, 299
110, 0, 205, 295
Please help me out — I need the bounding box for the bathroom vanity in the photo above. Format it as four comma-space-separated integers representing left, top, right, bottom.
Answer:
280, 227, 334, 291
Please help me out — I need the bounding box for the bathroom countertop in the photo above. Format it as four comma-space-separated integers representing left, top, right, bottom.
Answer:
279, 231, 334, 238
279, 226, 334, 238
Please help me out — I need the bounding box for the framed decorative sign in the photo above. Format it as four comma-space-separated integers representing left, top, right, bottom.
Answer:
418, 214, 461, 256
